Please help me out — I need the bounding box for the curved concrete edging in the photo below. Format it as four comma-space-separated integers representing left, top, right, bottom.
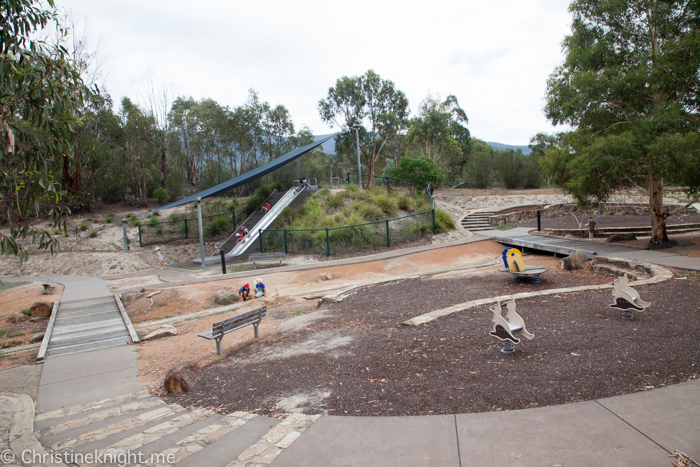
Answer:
1, 393, 69, 467
401, 258, 673, 327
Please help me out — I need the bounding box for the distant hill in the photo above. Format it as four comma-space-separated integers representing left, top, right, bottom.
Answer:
314, 134, 532, 155
485, 142, 532, 154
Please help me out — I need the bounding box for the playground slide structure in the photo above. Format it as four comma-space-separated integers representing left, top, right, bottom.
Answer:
194, 185, 312, 265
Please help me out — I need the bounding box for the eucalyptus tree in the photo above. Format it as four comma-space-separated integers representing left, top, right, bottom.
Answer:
318, 70, 410, 188
169, 97, 208, 186
263, 104, 295, 160
405, 95, 470, 173
0, 0, 93, 260
542, 0, 700, 242
120, 98, 158, 205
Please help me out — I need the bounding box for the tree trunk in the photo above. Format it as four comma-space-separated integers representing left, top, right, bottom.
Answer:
160, 140, 167, 188
649, 177, 669, 242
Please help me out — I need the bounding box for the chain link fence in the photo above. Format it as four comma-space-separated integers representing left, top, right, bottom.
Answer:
258, 209, 435, 257
138, 211, 242, 247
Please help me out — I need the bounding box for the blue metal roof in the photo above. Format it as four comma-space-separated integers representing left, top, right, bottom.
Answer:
143, 134, 335, 216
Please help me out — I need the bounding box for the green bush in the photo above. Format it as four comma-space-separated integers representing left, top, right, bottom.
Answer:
358, 203, 382, 221
79, 223, 88, 231
104, 213, 114, 223
409, 221, 431, 236
168, 212, 187, 221
147, 216, 159, 228
243, 195, 262, 216
204, 215, 232, 237
225, 197, 239, 212
88, 230, 98, 238
374, 194, 398, 217
153, 187, 170, 204
21, 309, 30, 316
434, 209, 456, 234
397, 195, 412, 211
129, 216, 140, 227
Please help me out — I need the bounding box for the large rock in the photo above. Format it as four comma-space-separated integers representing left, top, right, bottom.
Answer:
164, 361, 204, 394
560, 251, 590, 270
29, 302, 53, 318
214, 293, 238, 305
28, 332, 45, 343
6, 313, 28, 323
606, 233, 637, 243
141, 325, 179, 341
2, 339, 24, 349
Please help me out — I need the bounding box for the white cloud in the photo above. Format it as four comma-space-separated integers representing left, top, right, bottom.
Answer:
59, 0, 572, 145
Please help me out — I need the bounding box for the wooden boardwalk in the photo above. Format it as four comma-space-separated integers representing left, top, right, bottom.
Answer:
47, 296, 132, 357
493, 233, 644, 259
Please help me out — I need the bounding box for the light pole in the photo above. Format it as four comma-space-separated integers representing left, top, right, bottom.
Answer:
352, 123, 362, 190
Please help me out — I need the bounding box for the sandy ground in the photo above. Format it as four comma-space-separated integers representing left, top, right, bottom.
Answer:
130, 240, 562, 389
0, 282, 64, 371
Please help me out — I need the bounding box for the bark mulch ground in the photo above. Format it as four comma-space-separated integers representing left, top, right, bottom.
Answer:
165, 268, 700, 417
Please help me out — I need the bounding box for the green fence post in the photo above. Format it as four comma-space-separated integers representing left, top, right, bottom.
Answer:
346, 171, 350, 185
386, 219, 390, 248
138, 225, 143, 247
284, 229, 288, 254
432, 209, 436, 234
259, 229, 263, 253
233, 211, 237, 231
325, 228, 330, 257
184, 219, 188, 238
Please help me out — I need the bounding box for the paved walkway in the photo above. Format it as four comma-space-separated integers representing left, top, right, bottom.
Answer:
476, 228, 700, 271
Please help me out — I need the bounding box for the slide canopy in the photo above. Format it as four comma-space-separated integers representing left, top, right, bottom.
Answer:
143, 135, 335, 216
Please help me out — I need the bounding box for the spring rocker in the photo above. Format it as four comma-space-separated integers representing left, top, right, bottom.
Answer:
498, 247, 547, 283
488, 299, 535, 353
608, 275, 650, 319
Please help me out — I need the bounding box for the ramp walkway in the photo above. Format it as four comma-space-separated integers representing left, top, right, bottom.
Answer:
196, 185, 317, 265
477, 228, 700, 271
46, 296, 132, 357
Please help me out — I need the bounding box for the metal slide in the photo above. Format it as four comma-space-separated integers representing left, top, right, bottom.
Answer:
195, 186, 310, 265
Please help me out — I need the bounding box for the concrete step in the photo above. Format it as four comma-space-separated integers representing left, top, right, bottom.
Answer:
36, 391, 321, 467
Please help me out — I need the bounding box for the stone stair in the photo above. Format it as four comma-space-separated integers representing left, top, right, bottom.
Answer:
460, 210, 496, 231
591, 256, 653, 281
34, 390, 320, 467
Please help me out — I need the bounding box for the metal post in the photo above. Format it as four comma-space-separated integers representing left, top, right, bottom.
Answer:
296, 158, 300, 179
122, 219, 129, 252
220, 247, 226, 274
284, 229, 288, 254
259, 229, 263, 253
537, 210, 541, 231
184, 218, 188, 238
432, 209, 436, 234
138, 225, 142, 247
347, 171, 350, 185
233, 211, 237, 231
354, 125, 362, 190
386, 219, 390, 248
196, 197, 206, 270
325, 228, 330, 256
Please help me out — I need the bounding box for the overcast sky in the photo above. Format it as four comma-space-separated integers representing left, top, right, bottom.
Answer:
58, 0, 572, 146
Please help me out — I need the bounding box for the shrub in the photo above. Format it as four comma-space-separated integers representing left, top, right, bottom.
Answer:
88, 230, 98, 238
204, 215, 232, 237
129, 216, 140, 227
374, 194, 398, 217
105, 213, 115, 223
153, 187, 170, 205
243, 195, 262, 216
434, 209, 456, 234
155, 225, 164, 236
225, 197, 239, 212
397, 195, 412, 211
327, 193, 345, 210
147, 216, 158, 228
358, 203, 382, 221
21, 309, 30, 316
409, 221, 431, 236
79, 223, 88, 231
317, 188, 331, 198
168, 212, 187, 221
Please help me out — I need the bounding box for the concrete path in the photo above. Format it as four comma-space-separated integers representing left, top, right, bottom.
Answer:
3, 275, 141, 413
477, 229, 700, 271
274, 380, 700, 467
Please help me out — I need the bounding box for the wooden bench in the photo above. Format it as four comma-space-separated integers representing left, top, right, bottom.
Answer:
198, 305, 267, 355
249, 252, 286, 269
42, 278, 53, 294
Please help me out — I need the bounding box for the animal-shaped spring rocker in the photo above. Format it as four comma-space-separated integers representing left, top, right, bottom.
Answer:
488, 299, 534, 353
609, 275, 650, 319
